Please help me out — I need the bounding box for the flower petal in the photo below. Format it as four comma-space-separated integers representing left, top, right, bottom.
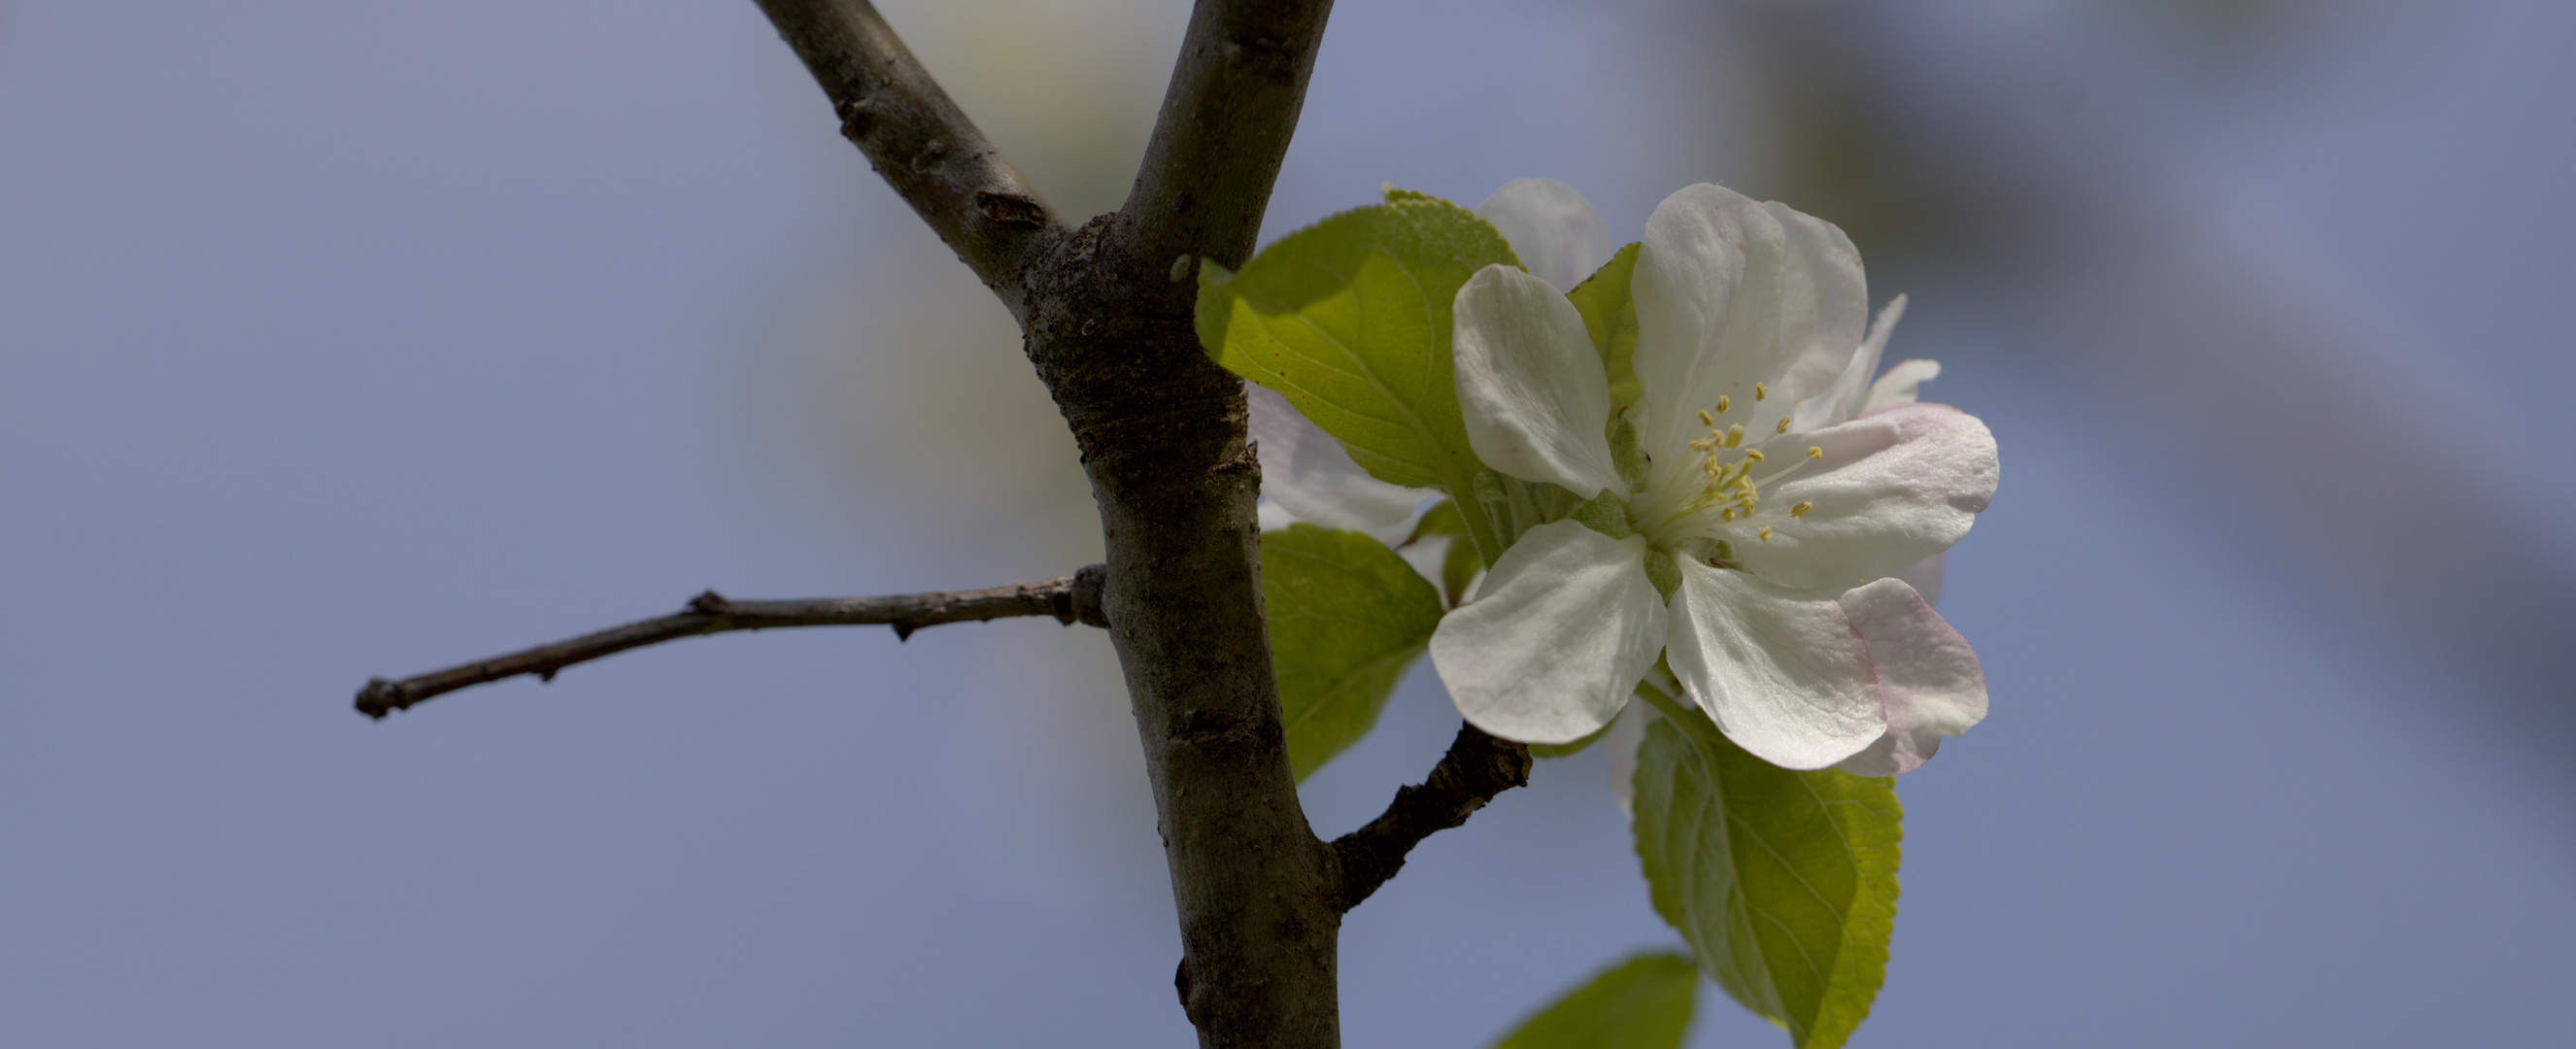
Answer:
1892, 552, 1946, 605
1732, 402, 1999, 592
1833, 578, 1986, 776
1760, 200, 1870, 408
1247, 383, 1429, 545
1477, 178, 1614, 293
1632, 187, 1869, 490
1792, 294, 1909, 432
1431, 520, 1667, 744
1452, 264, 1624, 498
1861, 358, 1942, 414
1632, 184, 1777, 469
1666, 559, 1885, 769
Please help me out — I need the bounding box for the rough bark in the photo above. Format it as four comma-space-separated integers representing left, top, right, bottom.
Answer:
1024, 1, 1342, 1042
761, 3, 1452, 1046
360, 8, 1532, 1043
1023, 234, 1342, 1044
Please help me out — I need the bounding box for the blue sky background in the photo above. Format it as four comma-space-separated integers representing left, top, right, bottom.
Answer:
2, 1, 2569, 1045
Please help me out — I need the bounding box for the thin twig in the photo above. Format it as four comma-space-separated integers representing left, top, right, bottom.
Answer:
753, 0, 1065, 318
1328, 721, 1532, 913
356, 565, 1107, 719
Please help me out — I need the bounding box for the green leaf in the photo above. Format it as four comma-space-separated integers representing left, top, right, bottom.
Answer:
1565, 242, 1643, 423
1492, 951, 1699, 1049
1631, 704, 1902, 1049
1196, 195, 1519, 558
1262, 524, 1447, 780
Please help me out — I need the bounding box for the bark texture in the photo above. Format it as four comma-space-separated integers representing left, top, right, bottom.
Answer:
755, 3, 1343, 1043
752, 3, 1515, 1046
1023, 0, 1343, 1040
360, 10, 1540, 1043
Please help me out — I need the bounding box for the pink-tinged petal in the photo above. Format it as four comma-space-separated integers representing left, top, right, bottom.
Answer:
1893, 552, 1946, 606
1666, 559, 1884, 769
1731, 402, 1999, 592
1833, 578, 1986, 776
1861, 358, 1942, 414
1247, 383, 1429, 545
1453, 264, 1624, 498
1431, 521, 1668, 744
1477, 179, 1613, 293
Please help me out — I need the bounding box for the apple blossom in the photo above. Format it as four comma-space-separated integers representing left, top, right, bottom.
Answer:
1427, 183, 1998, 772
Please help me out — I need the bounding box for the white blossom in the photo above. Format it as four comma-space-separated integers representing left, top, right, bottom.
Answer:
1429, 183, 1998, 772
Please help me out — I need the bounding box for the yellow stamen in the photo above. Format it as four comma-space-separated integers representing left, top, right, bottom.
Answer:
1720, 508, 1737, 523
1807, 446, 1823, 459
1790, 502, 1812, 518
1754, 383, 1768, 401
1743, 449, 1764, 463
1697, 410, 1713, 426
1758, 526, 1773, 541
1714, 395, 1730, 414
1724, 424, 1745, 449
1776, 417, 1793, 434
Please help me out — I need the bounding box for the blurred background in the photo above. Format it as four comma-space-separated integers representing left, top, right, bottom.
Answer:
3, 0, 2570, 1044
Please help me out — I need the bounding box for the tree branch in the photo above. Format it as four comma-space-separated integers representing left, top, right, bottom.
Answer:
1004, 5, 1343, 1044
355, 565, 1107, 719
1114, 0, 1336, 273
753, 0, 1065, 318
755, 2, 1347, 1044
1328, 722, 1532, 912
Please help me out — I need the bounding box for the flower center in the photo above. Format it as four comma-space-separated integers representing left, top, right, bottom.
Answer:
1632, 385, 1822, 551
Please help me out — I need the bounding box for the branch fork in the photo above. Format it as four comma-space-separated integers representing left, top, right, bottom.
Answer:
354, 2, 1546, 1045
